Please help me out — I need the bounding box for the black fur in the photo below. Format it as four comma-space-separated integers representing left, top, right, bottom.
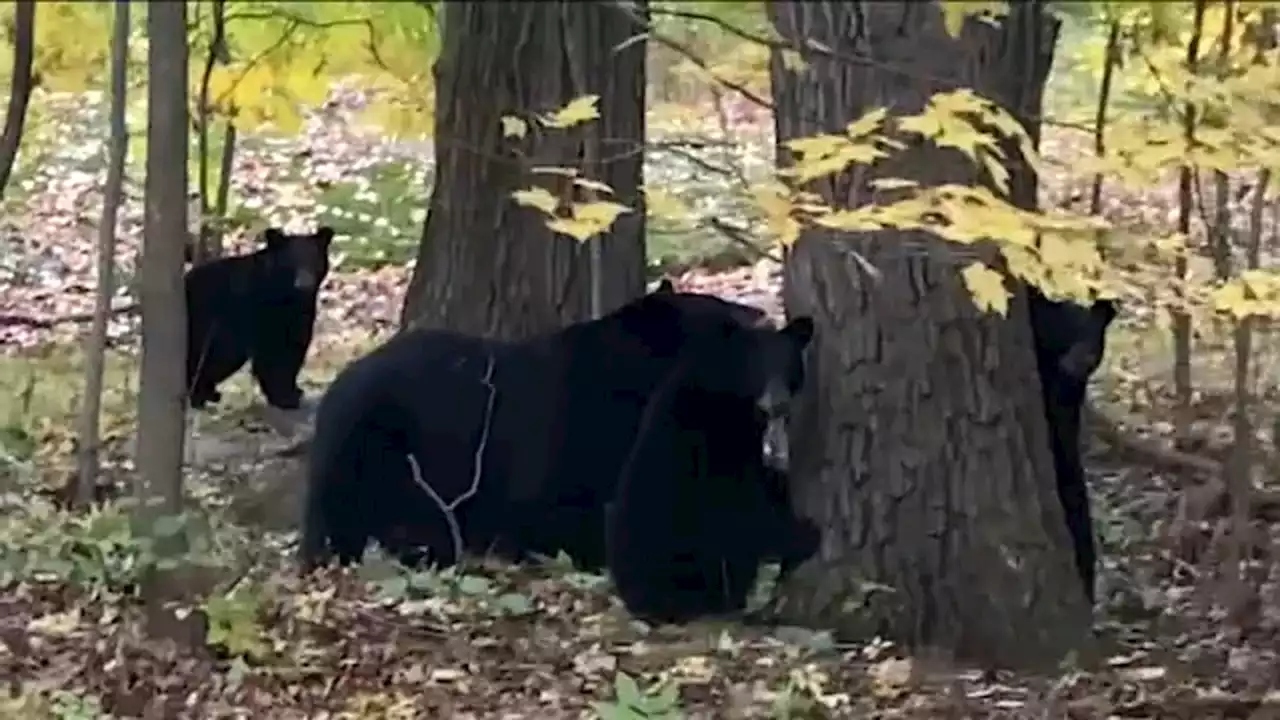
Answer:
606, 317, 819, 624
184, 226, 333, 410
1028, 287, 1119, 605
297, 281, 773, 571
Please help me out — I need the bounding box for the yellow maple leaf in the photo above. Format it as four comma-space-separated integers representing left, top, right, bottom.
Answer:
511, 187, 559, 216
572, 200, 631, 229
845, 107, 888, 139
940, 3, 970, 38
546, 217, 598, 242
784, 134, 847, 161
540, 95, 601, 129
960, 262, 1010, 316
500, 115, 528, 139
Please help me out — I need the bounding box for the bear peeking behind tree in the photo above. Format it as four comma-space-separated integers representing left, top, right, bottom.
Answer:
184, 226, 334, 412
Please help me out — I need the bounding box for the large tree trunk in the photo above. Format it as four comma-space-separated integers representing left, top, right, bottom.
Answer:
767, 1, 1093, 670
399, 1, 648, 338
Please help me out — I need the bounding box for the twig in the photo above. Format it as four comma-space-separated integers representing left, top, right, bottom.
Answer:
401, 354, 498, 565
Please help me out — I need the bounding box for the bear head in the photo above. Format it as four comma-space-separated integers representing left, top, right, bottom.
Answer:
261, 226, 335, 293
1030, 291, 1118, 381
679, 315, 816, 420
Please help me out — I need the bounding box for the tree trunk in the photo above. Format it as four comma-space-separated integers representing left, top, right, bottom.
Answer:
0, 0, 35, 201
74, 0, 130, 509
399, 1, 647, 339
194, 0, 230, 265
138, 0, 195, 645
767, 0, 1092, 670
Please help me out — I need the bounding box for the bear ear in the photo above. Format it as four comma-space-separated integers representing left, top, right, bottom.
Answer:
315, 226, 336, 249
653, 277, 675, 295
263, 228, 286, 249
782, 317, 815, 348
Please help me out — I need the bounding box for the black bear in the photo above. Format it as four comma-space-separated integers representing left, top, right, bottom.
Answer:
184, 226, 334, 411
606, 316, 820, 624
1027, 287, 1119, 605
297, 280, 773, 572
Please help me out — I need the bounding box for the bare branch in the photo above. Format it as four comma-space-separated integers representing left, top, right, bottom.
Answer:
398, 354, 497, 565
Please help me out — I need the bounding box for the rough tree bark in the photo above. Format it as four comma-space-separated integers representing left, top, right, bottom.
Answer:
74, 0, 130, 508
138, 0, 193, 644
0, 0, 35, 201
767, 1, 1092, 670
399, 1, 647, 338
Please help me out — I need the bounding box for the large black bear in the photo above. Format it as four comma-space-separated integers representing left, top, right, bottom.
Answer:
606, 316, 820, 624
184, 226, 334, 411
297, 281, 772, 572
1027, 287, 1118, 605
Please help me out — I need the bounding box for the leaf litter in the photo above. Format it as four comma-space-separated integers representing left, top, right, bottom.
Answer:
1, 89, 1280, 716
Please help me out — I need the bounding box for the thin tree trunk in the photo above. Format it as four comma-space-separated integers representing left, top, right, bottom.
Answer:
0, 0, 36, 201
1208, 1, 1235, 282
1173, 1, 1207, 449
767, 0, 1092, 671
138, 0, 194, 645
211, 120, 236, 259
399, 1, 647, 339
74, 0, 130, 509
194, 0, 229, 264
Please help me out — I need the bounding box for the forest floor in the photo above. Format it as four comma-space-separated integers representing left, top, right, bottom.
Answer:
1, 92, 1280, 717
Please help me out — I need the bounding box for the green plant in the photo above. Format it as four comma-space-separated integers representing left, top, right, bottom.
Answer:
204, 584, 272, 662
363, 555, 536, 618
594, 672, 684, 720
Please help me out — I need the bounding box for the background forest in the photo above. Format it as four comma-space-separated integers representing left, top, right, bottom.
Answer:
1, 1, 1279, 717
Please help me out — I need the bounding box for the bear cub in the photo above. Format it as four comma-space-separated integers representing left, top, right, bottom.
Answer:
607, 315, 820, 624
1027, 288, 1119, 605
184, 226, 334, 411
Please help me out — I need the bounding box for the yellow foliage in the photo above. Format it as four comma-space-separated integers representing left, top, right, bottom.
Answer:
751, 181, 803, 246
1212, 270, 1280, 320
31, 2, 111, 92
205, 62, 321, 133
960, 263, 1010, 316
501, 115, 528, 139
938, 1, 1010, 39
540, 95, 601, 129
543, 201, 631, 243
512, 187, 561, 216
779, 112, 897, 185
680, 41, 771, 95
